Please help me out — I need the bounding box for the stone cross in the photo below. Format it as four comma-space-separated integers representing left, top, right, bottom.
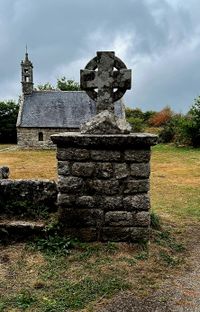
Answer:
80, 51, 131, 114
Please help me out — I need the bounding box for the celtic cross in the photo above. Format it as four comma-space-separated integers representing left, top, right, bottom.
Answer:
80, 51, 131, 114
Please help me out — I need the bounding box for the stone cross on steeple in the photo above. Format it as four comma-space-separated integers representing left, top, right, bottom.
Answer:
80, 51, 131, 114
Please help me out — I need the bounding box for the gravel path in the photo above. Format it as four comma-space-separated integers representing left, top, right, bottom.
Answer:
97, 225, 200, 312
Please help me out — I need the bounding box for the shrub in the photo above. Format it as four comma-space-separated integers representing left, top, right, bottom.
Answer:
125, 107, 144, 119
149, 106, 173, 127
159, 115, 181, 143
143, 110, 157, 123
186, 97, 200, 147
127, 117, 145, 132
0, 100, 19, 143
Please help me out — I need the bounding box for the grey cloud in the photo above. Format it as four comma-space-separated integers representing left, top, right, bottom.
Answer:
0, 0, 199, 112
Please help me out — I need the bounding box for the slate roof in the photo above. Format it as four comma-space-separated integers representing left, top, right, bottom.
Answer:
17, 91, 125, 128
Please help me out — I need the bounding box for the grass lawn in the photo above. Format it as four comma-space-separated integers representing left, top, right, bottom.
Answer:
0, 144, 199, 311
0, 147, 56, 179
151, 144, 200, 222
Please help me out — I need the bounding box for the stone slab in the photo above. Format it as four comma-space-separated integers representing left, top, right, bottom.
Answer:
51, 132, 158, 148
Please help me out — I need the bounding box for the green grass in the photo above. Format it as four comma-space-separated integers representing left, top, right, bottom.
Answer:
1, 276, 129, 311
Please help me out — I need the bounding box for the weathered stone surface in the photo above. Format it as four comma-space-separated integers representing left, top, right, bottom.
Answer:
76, 196, 96, 209
80, 51, 131, 114
0, 180, 57, 218
123, 180, 149, 194
114, 163, 129, 179
134, 211, 150, 227
124, 150, 151, 162
105, 211, 133, 226
17, 127, 71, 150
57, 194, 75, 207
80, 110, 131, 134
71, 162, 95, 177
59, 208, 103, 227
58, 176, 84, 194
99, 196, 123, 211
62, 227, 98, 242
123, 194, 150, 211
0, 166, 9, 179
51, 132, 158, 149
58, 161, 70, 176
57, 148, 90, 161
95, 163, 113, 179
0, 220, 45, 242
130, 163, 150, 178
130, 227, 150, 242
91, 150, 121, 161
87, 179, 120, 195
102, 227, 131, 242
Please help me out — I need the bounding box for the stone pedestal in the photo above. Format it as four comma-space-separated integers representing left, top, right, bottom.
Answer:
51, 132, 157, 242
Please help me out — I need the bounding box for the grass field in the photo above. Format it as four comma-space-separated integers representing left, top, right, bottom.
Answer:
0, 144, 200, 311
0, 145, 56, 179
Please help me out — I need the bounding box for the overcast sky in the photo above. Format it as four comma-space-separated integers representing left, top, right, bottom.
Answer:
1, 0, 200, 113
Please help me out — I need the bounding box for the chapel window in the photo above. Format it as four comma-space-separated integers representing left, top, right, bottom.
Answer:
38, 132, 43, 141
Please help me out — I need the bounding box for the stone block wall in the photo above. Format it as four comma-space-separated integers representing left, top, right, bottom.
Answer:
17, 128, 76, 149
0, 179, 57, 219
51, 132, 157, 242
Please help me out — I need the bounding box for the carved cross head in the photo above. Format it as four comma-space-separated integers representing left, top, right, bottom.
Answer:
80, 51, 131, 114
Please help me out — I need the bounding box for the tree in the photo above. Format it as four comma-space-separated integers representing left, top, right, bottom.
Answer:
36, 82, 55, 91
0, 100, 19, 143
190, 96, 200, 124
56, 77, 80, 91
184, 97, 200, 147
35, 77, 80, 91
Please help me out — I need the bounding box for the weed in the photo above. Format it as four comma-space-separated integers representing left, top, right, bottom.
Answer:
159, 251, 179, 266
44, 214, 60, 233
120, 257, 137, 266
169, 241, 185, 252
135, 251, 148, 260
15, 290, 36, 309
50, 276, 130, 310
76, 243, 102, 260
150, 211, 161, 230
105, 241, 118, 253
155, 230, 185, 252
31, 235, 76, 256
0, 302, 5, 312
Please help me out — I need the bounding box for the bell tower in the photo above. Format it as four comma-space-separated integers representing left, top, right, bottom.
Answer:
21, 47, 34, 95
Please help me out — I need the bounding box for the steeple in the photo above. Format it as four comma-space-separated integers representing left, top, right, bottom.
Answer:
21, 47, 34, 95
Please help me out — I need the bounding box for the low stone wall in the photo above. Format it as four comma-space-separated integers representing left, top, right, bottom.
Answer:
51, 132, 157, 242
0, 180, 57, 219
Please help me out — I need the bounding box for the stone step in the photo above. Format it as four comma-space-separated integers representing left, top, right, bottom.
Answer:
0, 220, 45, 242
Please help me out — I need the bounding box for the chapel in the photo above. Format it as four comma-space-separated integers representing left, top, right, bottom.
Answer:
17, 51, 125, 148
